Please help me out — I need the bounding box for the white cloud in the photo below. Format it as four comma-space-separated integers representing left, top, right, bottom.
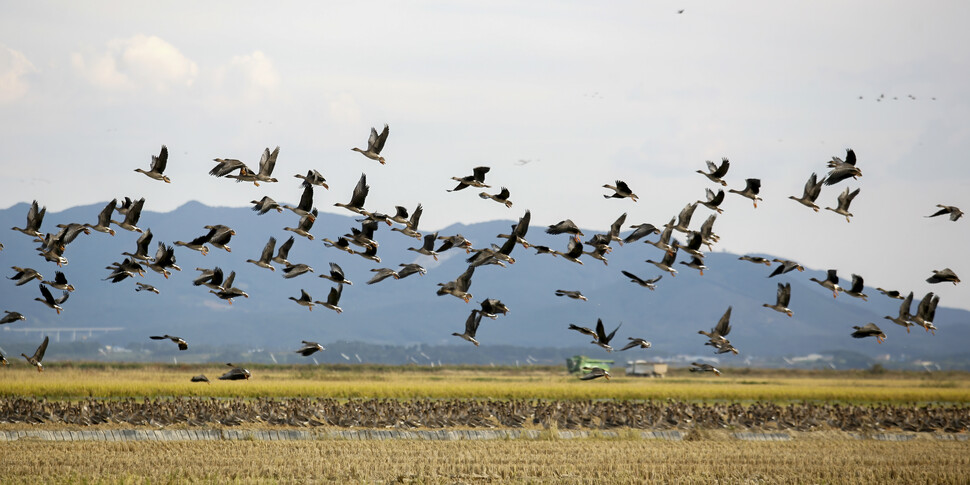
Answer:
72, 35, 197, 93
328, 92, 361, 126
0, 44, 37, 103
212, 50, 280, 101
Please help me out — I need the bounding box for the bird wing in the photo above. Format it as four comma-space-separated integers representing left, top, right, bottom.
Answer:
745, 178, 761, 194
610, 213, 627, 238
826, 269, 839, 285
152, 145, 168, 173
261, 146, 279, 176
456, 266, 475, 291
373, 124, 389, 153
513, 210, 531, 238
715, 307, 732, 336
465, 310, 480, 336
616, 180, 631, 193
260, 237, 277, 262
330, 262, 345, 280
712, 158, 730, 177
850, 274, 864, 293
602, 322, 621, 344
126, 198, 145, 225
621, 270, 645, 285
595, 319, 607, 340
472, 166, 490, 183
277, 236, 295, 258
39, 284, 55, 304
409, 204, 423, 229
328, 285, 342, 305
98, 199, 116, 225
34, 336, 49, 362
779, 283, 791, 307
298, 185, 314, 210
349, 173, 369, 207
845, 148, 856, 166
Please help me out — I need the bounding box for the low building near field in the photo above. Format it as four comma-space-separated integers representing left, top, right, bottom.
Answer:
625, 360, 667, 378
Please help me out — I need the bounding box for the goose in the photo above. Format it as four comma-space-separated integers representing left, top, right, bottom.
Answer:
696, 158, 729, 186
0, 351, 5, 366
319, 262, 352, 285
673, 231, 705, 259
560, 238, 584, 265
532, 245, 560, 257
646, 246, 678, 277
769, 259, 804, 277
407, 232, 439, 260
190, 374, 210, 383
253, 146, 280, 184
209, 158, 249, 178
41, 271, 74, 292
35, 284, 69, 314
762, 282, 793, 317
282, 263, 313, 279
314, 285, 343, 313
580, 367, 611, 380
12, 200, 46, 238
283, 185, 316, 221
288, 289, 315, 311
555, 290, 587, 301
729, 178, 762, 208
391, 203, 423, 239
436, 266, 475, 302
209, 272, 248, 304
285, 208, 317, 240
593, 319, 621, 352
602, 180, 638, 201
174, 233, 211, 255
218, 363, 251, 380
296, 340, 325, 356
926, 204, 963, 221
479, 187, 513, 207
295, 169, 329, 189
110, 197, 146, 233
926, 268, 960, 285
851, 323, 886, 343
546, 220, 584, 238
697, 188, 725, 214
150, 335, 188, 350
246, 237, 276, 271
9, 266, 43, 286
251, 196, 283, 215
436, 233, 474, 254
21, 336, 49, 372
689, 362, 721, 376
334, 173, 369, 214
397, 263, 426, 279
135, 145, 171, 183
842, 274, 868, 300
789, 172, 825, 212
193, 267, 225, 290
603, 212, 627, 246
366, 268, 400, 284
1, 311, 26, 325
272, 236, 295, 266
84, 199, 117, 235
679, 255, 707, 276
496, 210, 532, 248
204, 225, 234, 253
912, 292, 940, 334
623, 223, 660, 244
357, 211, 393, 227
115, 196, 135, 216
699, 307, 737, 354
135, 282, 160, 294
122, 229, 154, 261
584, 245, 609, 266
883, 291, 915, 333
452, 310, 482, 346
824, 186, 860, 222
671, 203, 698, 233
322, 236, 355, 255
739, 255, 772, 266
876, 288, 905, 300
825, 148, 862, 185
478, 299, 510, 319
104, 258, 145, 283
467, 236, 516, 266
448, 166, 490, 191
697, 214, 719, 251
619, 338, 652, 351
568, 323, 598, 340
621, 271, 662, 290
645, 218, 676, 254
390, 205, 413, 225
809, 269, 842, 298
149, 242, 183, 279
351, 124, 389, 164
354, 243, 382, 263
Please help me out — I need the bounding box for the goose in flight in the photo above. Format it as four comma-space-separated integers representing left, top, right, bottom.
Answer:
602, 180, 638, 201
253, 146, 280, 185
283, 185, 317, 222
322, 236, 355, 255
699, 307, 737, 355
247, 237, 277, 271
479, 187, 513, 208
769, 259, 804, 277
285, 209, 317, 240
696, 158, 729, 186
568, 323, 598, 340
289, 289, 315, 311
851, 323, 886, 343
135, 144, 171, 183
496, 210, 532, 249
41, 271, 75, 292
135, 282, 160, 294
926, 268, 960, 285
825, 148, 862, 185
884, 291, 915, 333
762, 282, 793, 317
146, 242, 180, 277
251, 196, 283, 215
296, 341, 325, 356
397, 263, 426, 279
619, 337, 652, 351
190, 374, 210, 383
645, 218, 676, 254
122, 229, 153, 262
110, 197, 146, 233
353, 244, 381, 263
560, 238, 584, 265
174, 232, 211, 256
334, 173, 370, 215
729, 178, 762, 208
623, 223, 660, 244
295, 169, 329, 189
193, 267, 224, 290
926, 204, 963, 221
21, 336, 49, 372
366, 268, 400, 284
391, 203, 423, 239
408, 232, 439, 261
12, 200, 46, 238
84, 199, 117, 236
218, 363, 251, 380
211, 271, 249, 304
282, 263, 314, 279
825, 187, 860, 223
876, 288, 905, 300
273, 236, 295, 266
556, 290, 587, 301
621, 271, 661, 290
739, 255, 772, 266
319, 262, 352, 285
789, 172, 825, 212
679, 255, 708, 276
689, 362, 721, 376
912, 292, 940, 335
646, 246, 678, 277
671, 203, 698, 233
842, 274, 868, 301
810, 269, 842, 298
352, 124, 389, 164
580, 367, 611, 380
104, 258, 145, 283
209, 157, 249, 178
150, 335, 188, 351
448, 166, 490, 192
35, 284, 69, 314
697, 188, 725, 214
593, 319, 621, 352
546, 220, 584, 238
1, 311, 26, 325
437, 266, 475, 302
478, 299, 510, 319
314, 285, 344, 313
10, 266, 43, 286
204, 225, 235, 253
452, 310, 483, 346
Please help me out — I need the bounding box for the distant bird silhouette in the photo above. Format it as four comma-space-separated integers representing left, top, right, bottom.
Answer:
689, 362, 721, 376
555, 290, 587, 301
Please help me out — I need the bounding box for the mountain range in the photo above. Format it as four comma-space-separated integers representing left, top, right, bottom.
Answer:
0, 201, 966, 367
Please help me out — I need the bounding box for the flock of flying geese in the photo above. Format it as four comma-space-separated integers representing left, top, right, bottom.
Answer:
0, 123, 964, 381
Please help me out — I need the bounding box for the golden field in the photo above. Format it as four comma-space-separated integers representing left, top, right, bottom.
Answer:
0, 363, 968, 403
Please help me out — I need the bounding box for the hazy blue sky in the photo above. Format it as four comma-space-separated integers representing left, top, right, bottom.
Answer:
1, 1, 968, 307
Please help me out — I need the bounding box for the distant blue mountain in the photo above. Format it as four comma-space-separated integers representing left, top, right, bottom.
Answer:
1, 201, 967, 366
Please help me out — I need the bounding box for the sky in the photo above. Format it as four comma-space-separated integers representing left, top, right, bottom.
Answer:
0, 1, 968, 308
